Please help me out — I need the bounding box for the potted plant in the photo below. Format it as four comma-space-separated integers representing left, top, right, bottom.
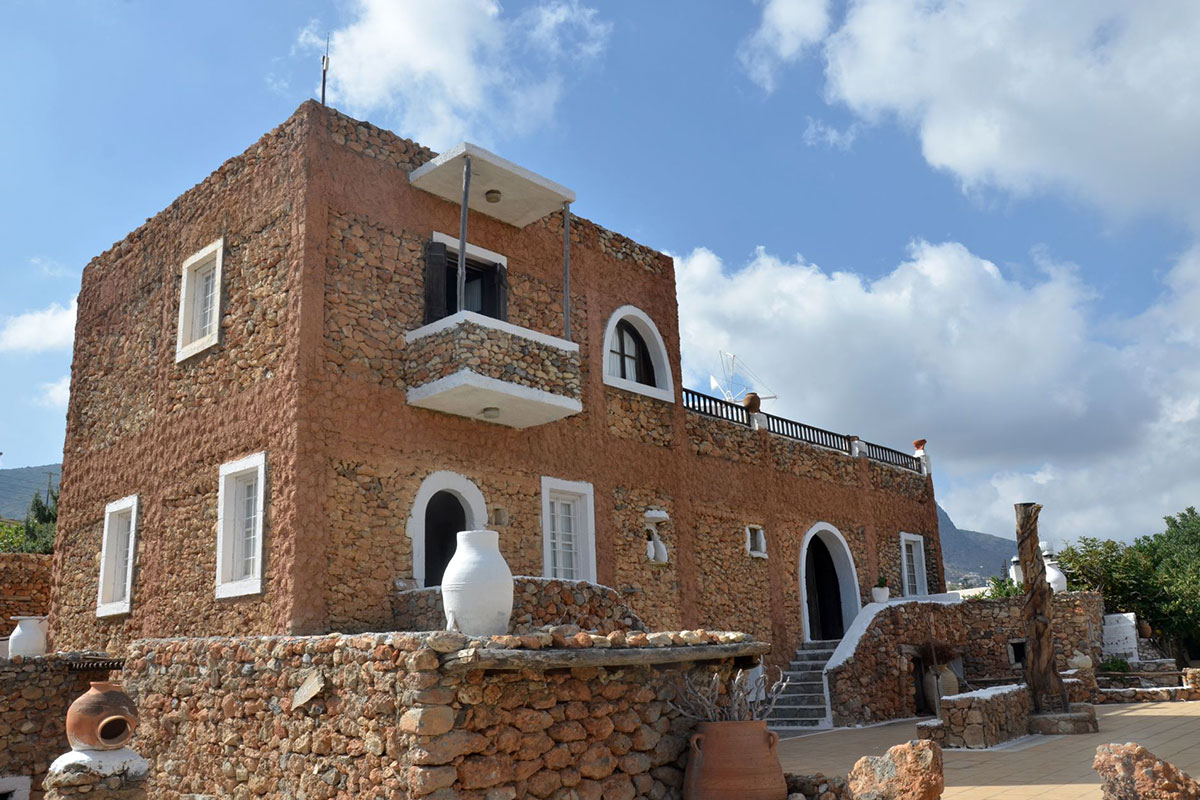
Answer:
670, 667, 790, 800
872, 575, 890, 603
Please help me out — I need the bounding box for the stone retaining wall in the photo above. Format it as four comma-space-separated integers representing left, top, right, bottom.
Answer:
959, 592, 1104, 680
0, 653, 113, 799
917, 685, 1031, 749
1095, 669, 1200, 704
121, 630, 761, 799
393, 577, 648, 634
0, 553, 52, 637
404, 316, 582, 401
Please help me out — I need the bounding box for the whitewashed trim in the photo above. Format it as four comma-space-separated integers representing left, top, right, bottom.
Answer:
745, 525, 768, 559
406, 471, 488, 588
215, 451, 266, 599
540, 477, 597, 582
96, 494, 138, 618
900, 531, 929, 596
601, 305, 675, 402
406, 310, 579, 353
406, 369, 583, 415
798, 522, 862, 644
175, 238, 224, 363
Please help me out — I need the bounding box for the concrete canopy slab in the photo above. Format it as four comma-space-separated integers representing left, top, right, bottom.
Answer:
409, 143, 575, 228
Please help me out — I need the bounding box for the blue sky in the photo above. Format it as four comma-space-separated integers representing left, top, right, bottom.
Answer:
4, 0, 1200, 543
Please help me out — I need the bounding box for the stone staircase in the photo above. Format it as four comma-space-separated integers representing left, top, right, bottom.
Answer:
769, 639, 839, 732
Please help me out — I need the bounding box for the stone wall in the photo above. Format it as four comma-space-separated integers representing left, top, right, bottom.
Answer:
0, 554, 52, 637
917, 685, 1031, 749
605, 390, 674, 448
121, 631, 763, 799
393, 577, 647, 634
960, 592, 1104, 679
826, 600, 968, 726
1095, 669, 1200, 704
1, 653, 113, 798
404, 317, 582, 401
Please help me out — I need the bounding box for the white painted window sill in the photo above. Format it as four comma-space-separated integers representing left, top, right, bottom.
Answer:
215, 578, 262, 599
748, 551, 768, 560
175, 333, 219, 363
95, 600, 131, 618
602, 375, 675, 403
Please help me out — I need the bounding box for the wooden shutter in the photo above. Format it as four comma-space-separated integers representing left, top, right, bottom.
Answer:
424, 241, 448, 324
495, 262, 509, 322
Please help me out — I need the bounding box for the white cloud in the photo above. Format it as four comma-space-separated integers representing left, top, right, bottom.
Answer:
301, 0, 611, 148
30, 256, 73, 278
802, 117, 859, 150
676, 242, 1200, 543
37, 375, 70, 409
739, 0, 832, 92
0, 298, 77, 353
817, 0, 1200, 225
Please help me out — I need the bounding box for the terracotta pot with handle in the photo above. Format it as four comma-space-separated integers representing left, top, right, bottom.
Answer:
66, 682, 138, 751
684, 720, 786, 800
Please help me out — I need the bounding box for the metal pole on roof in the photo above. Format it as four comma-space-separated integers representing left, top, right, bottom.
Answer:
458, 154, 472, 313
562, 202, 571, 341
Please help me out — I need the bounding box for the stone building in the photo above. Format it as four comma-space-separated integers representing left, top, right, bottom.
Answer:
51, 101, 941, 670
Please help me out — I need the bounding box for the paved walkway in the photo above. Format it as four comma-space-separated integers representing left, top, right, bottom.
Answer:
777, 701, 1200, 799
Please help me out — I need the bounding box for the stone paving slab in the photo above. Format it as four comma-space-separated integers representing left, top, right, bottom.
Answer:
777, 701, 1200, 799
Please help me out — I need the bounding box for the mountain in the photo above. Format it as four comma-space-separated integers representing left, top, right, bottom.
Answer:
937, 503, 1016, 587
0, 463, 61, 521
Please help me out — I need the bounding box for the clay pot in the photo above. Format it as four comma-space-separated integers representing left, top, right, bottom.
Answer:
441, 530, 514, 637
684, 720, 786, 800
913, 438, 927, 451
742, 393, 762, 414
66, 682, 138, 751
1138, 621, 1152, 639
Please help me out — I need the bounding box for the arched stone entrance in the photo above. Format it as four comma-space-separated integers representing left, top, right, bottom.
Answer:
406, 471, 487, 588
799, 522, 862, 642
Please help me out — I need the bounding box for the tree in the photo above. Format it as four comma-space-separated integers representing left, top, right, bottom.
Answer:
1058, 507, 1200, 661
0, 489, 56, 554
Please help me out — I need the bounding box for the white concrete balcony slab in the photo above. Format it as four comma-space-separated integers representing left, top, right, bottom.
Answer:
404, 311, 582, 429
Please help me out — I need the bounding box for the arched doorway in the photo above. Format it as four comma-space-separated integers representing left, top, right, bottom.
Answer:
805, 537, 844, 640
406, 471, 488, 587
799, 523, 862, 642
424, 491, 466, 587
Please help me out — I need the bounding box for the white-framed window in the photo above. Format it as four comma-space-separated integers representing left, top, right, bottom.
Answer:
745, 525, 768, 559
175, 238, 224, 362
541, 477, 596, 582
216, 451, 266, 599
900, 532, 929, 596
96, 495, 138, 617
601, 305, 674, 402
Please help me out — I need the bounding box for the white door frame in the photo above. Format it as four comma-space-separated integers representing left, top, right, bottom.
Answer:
406, 471, 487, 587
799, 522, 863, 641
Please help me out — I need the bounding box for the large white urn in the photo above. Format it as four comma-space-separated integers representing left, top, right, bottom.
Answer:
441, 530, 514, 637
10, 615, 49, 657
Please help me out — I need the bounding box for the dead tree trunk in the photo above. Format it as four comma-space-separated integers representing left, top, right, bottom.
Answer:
1016, 502, 1069, 713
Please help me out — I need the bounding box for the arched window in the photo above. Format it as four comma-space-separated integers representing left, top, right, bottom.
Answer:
609, 320, 656, 386
601, 306, 674, 402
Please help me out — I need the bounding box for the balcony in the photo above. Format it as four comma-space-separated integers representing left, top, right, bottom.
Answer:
404, 311, 582, 428
681, 388, 925, 473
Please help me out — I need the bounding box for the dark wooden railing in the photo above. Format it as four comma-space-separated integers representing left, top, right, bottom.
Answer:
864, 442, 923, 472
681, 388, 922, 473
681, 388, 749, 425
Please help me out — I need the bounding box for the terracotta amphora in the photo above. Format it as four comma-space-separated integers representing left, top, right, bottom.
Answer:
683, 720, 787, 800
66, 682, 138, 751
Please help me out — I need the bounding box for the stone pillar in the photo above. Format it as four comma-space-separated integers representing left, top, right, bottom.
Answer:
43, 749, 149, 800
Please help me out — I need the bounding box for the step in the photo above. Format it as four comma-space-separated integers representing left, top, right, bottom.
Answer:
783, 670, 823, 683
774, 694, 826, 707
789, 660, 830, 671
769, 706, 826, 719
799, 639, 841, 651
770, 718, 826, 730
780, 681, 824, 695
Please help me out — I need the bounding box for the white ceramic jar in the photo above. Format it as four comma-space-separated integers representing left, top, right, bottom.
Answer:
10, 615, 49, 657
441, 530, 514, 637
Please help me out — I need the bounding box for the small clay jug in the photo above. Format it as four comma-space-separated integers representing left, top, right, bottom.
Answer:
66, 682, 138, 751
684, 720, 786, 800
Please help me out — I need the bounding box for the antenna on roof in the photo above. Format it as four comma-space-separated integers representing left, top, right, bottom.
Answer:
321, 34, 330, 106
709, 351, 778, 404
